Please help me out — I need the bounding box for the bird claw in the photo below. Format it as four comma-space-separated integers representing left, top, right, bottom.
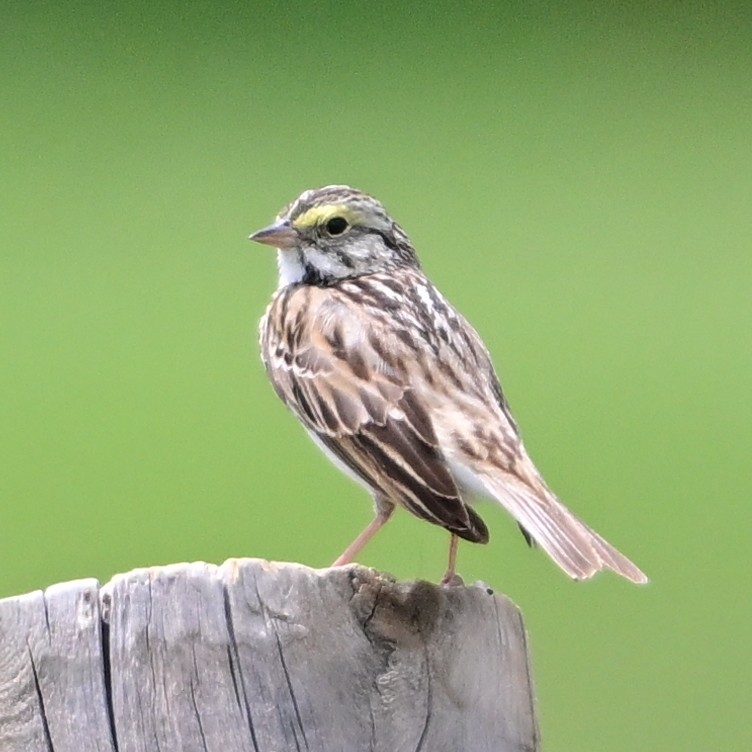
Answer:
440, 571, 465, 587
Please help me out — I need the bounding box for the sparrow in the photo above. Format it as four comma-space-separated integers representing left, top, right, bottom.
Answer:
250, 185, 647, 584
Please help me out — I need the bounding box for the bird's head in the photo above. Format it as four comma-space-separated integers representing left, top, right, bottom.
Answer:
249, 185, 419, 287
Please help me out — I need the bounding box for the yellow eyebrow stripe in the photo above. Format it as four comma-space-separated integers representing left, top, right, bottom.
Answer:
292, 204, 362, 230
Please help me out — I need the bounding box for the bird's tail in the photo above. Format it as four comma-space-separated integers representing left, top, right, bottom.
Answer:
482, 472, 648, 584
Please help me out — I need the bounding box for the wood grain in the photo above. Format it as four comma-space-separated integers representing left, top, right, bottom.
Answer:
0, 560, 539, 752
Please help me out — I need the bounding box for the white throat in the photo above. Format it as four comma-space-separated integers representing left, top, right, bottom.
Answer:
276, 246, 351, 287
276, 249, 306, 287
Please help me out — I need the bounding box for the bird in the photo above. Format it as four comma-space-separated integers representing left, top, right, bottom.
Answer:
249, 185, 647, 585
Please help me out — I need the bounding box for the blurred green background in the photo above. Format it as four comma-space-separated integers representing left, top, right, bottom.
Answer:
2, 1, 750, 749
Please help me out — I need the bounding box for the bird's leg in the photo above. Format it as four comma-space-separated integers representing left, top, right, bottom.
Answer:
331, 497, 395, 567
440, 533, 464, 587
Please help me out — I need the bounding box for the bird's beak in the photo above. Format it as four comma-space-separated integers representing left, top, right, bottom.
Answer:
248, 220, 299, 250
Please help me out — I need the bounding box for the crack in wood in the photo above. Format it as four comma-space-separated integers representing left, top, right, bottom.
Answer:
273, 628, 310, 751
222, 580, 261, 752
0, 560, 538, 752
27, 645, 54, 752
100, 617, 121, 752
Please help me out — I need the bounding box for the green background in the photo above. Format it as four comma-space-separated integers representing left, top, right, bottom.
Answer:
2, 2, 750, 749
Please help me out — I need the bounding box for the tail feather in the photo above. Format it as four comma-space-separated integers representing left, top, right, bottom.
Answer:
589, 529, 649, 584
483, 474, 648, 584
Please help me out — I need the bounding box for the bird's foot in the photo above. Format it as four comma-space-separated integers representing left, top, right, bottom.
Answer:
440, 570, 465, 587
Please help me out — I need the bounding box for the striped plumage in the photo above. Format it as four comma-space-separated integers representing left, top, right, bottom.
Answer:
251, 186, 647, 584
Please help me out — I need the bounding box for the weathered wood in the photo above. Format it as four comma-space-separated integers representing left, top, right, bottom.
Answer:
0, 559, 539, 751
0, 579, 116, 752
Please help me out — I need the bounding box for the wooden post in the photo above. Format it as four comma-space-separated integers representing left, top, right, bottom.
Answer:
0, 559, 539, 751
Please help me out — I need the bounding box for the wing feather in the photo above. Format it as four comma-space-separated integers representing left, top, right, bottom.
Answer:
262, 286, 488, 544
262, 277, 646, 583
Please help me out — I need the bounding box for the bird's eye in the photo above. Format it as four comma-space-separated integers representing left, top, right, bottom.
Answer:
325, 216, 349, 236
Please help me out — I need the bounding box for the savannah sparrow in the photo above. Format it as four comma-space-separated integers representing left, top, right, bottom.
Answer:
250, 185, 647, 584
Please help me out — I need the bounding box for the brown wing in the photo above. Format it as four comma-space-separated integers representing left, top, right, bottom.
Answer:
261, 286, 488, 543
